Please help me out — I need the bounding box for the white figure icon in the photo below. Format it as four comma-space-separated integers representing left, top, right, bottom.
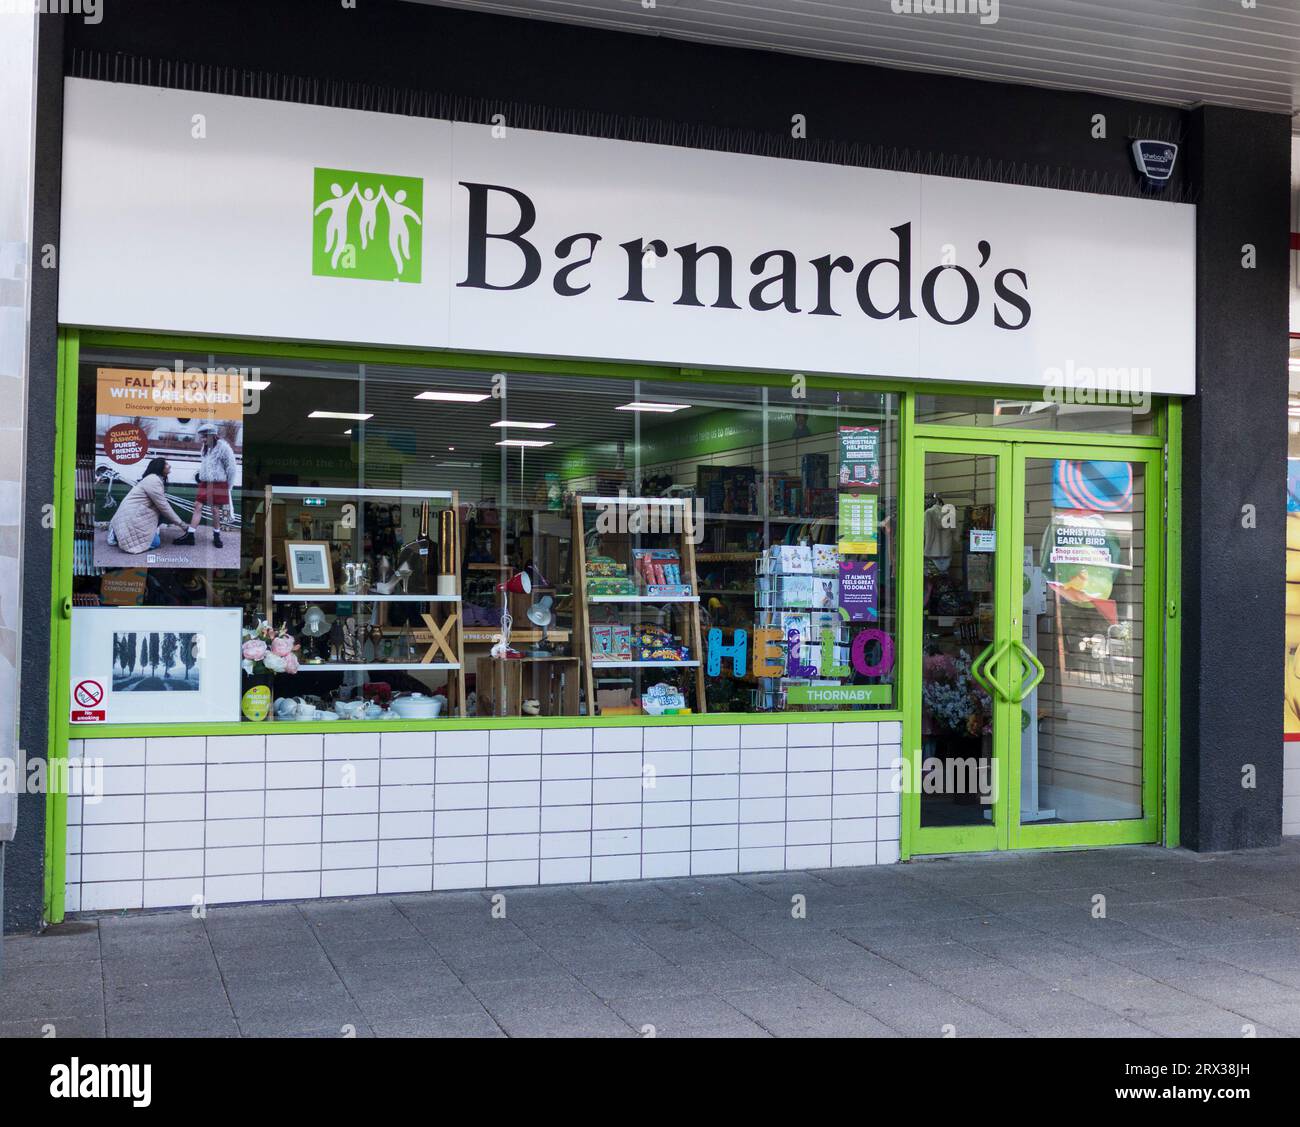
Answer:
357, 186, 380, 250
380, 186, 422, 276
314, 182, 358, 269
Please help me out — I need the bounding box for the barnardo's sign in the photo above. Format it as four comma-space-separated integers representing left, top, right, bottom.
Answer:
59, 80, 1196, 394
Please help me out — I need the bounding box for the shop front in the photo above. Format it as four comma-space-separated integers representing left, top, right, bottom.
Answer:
40, 64, 1200, 916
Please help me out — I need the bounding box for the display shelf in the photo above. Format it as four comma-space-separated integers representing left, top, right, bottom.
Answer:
591, 659, 702, 668
588, 594, 700, 604
273, 593, 460, 603
269, 486, 454, 500
295, 661, 460, 672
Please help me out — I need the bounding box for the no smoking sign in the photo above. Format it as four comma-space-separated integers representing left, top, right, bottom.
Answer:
71, 678, 106, 723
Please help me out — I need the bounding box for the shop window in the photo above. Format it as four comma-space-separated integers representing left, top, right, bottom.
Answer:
71, 347, 898, 723
915, 393, 1155, 435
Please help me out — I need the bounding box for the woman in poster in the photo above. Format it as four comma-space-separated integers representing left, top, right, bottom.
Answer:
176, 422, 238, 549
106, 458, 189, 554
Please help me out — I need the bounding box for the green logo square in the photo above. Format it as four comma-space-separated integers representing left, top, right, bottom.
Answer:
312, 167, 423, 283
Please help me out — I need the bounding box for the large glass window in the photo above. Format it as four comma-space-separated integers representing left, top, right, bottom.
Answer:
71, 346, 898, 724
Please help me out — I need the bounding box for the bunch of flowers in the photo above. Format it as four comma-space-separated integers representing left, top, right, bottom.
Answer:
921, 649, 992, 737
241, 620, 300, 676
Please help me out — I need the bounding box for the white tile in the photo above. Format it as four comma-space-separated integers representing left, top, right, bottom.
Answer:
437, 757, 488, 784
144, 792, 204, 822
380, 811, 433, 839
322, 813, 379, 842
643, 749, 691, 776
206, 791, 264, 820
593, 751, 642, 778
691, 774, 738, 801
831, 842, 877, 867
787, 821, 831, 847
643, 726, 691, 751
693, 748, 740, 774
541, 753, 593, 781
833, 769, 876, 795
643, 826, 690, 853
266, 734, 324, 761
876, 840, 901, 864
541, 805, 591, 833
265, 843, 323, 872
145, 821, 204, 851
540, 857, 591, 884
82, 852, 143, 883
81, 795, 145, 825
739, 822, 785, 848
436, 782, 488, 810
146, 737, 204, 765
434, 861, 486, 890
878, 748, 905, 772
489, 728, 541, 756
323, 840, 378, 869
832, 745, 875, 771
378, 865, 433, 894
593, 777, 642, 805
592, 803, 641, 830
64, 884, 82, 913
489, 780, 540, 808
833, 794, 877, 819
435, 809, 487, 837
741, 746, 786, 773
1284, 743, 1300, 772
204, 846, 263, 876
739, 846, 785, 873
691, 725, 740, 750
324, 733, 381, 761
323, 786, 379, 816
266, 760, 323, 790
739, 772, 785, 799
204, 818, 264, 848
542, 728, 592, 756
690, 849, 739, 875
877, 816, 901, 841
787, 723, 833, 748
542, 778, 591, 806
437, 730, 490, 757
435, 836, 487, 864
265, 815, 321, 848
325, 759, 380, 789
591, 855, 640, 882
877, 722, 902, 744
489, 807, 540, 835
593, 727, 642, 752
641, 800, 690, 828
143, 849, 203, 880
82, 822, 144, 853
67, 826, 83, 855
486, 859, 539, 887
379, 785, 434, 813
264, 871, 322, 900
540, 831, 589, 858
739, 724, 786, 748
380, 731, 436, 759
789, 745, 832, 772
592, 828, 639, 855
691, 824, 738, 851
206, 736, 265, 763
66, 797, 84, 827
379, 838, 433, 866
80, 880, 143, 911
207, 763, 265, 791
101, 766, 145, 795
785, 844, 831, 869
640, 852, 690, 878
266, 789, 323, 818
643, 775, 690, 803
144, 878, 204, 908
489, 754, 541, 782
875, 768, 901, 795
321, 870, 377, 898
876, 791, 901, 817
691, 799, 738, 825
740, 797, 785, 823
832, 818, 876, 843
92, 738, 146, 765
487, 833, 540, 861
833, 722, 878, 746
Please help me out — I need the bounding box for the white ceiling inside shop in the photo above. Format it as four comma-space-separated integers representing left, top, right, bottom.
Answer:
405, 0, 1300, 122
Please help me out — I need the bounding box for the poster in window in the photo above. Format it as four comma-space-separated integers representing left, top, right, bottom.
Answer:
838, 560, 878, 622
1052, 459, 1133, 513
837, 493, 878, 555
838, 426, 880, 489
93, 367, 244, 570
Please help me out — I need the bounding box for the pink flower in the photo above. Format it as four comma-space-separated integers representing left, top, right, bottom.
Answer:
241, 638, 267, 662
284, 652, 300, 675
270, 635, 294, 657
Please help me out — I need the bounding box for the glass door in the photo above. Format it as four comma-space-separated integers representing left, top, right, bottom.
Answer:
908, 437, 1162, 854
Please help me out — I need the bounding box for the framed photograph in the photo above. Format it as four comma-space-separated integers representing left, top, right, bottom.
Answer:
286, 540, 334, 594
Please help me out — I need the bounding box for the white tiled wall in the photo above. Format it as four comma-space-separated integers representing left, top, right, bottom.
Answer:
63, 721, 902, 912
1285, 741, 1300, 838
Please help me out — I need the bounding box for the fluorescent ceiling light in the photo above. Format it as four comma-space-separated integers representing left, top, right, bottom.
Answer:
617, 401, 690, 413
496, 439, 552, 448
489, 420, 555, 429
415, 390, 490, 402
242, 379, 271, 391
437, 460, 482, 467
309, 410, 373, 421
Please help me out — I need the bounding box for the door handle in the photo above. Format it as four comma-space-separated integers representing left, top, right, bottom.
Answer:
970, 637, 1011, 703
1012, 638, 1045, 702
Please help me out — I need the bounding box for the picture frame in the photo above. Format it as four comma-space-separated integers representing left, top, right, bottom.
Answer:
285, 540, 335, 595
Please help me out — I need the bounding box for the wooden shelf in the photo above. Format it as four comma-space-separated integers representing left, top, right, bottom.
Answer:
295, 662, 460, 672
273, 593, 460, 603
588, 594, 699, 604
591, 660, 701, 668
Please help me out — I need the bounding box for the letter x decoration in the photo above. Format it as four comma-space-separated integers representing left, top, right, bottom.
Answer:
416, 611, 459, 665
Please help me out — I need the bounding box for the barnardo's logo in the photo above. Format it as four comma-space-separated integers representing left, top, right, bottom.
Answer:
312, 167, 423, 283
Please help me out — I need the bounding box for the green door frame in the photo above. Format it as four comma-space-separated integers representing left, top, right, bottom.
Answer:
902, 422, 1166, 856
